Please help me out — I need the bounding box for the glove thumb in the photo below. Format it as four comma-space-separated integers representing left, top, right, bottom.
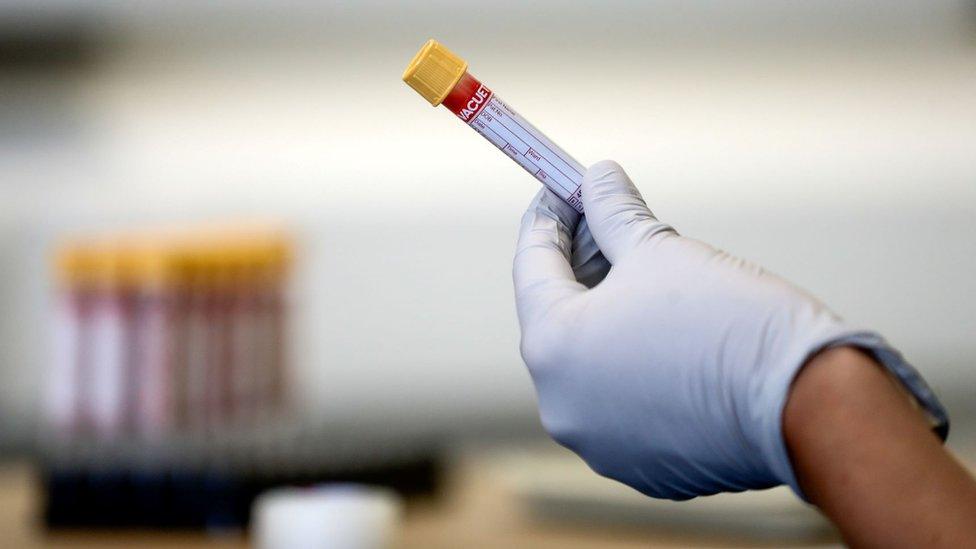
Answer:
581, 160, 674, 263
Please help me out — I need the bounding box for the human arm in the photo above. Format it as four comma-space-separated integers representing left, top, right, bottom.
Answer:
786, 346, 976, 547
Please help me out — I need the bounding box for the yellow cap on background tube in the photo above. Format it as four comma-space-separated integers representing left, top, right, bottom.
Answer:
402, 39, 468, 106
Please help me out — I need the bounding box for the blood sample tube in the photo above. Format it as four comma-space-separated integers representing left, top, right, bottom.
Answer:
87, 244, 130, 440
47, 245, 93, 438
402, 39, 585, 213
129, 243, 176, 441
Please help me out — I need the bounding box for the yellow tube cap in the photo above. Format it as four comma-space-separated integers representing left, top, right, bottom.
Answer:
402, 39, 468, 107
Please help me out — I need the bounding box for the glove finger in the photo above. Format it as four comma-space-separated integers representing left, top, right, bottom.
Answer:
581, 160, 674, 263
514, 188, 587, 328
571, 216, 610, 288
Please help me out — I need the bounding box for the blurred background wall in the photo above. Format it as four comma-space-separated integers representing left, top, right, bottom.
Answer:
1, 0, 975, 453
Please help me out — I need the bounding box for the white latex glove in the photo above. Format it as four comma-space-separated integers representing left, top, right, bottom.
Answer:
513, 160, 948, 500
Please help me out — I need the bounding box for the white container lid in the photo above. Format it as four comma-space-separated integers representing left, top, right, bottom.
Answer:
253, 484, 403, 549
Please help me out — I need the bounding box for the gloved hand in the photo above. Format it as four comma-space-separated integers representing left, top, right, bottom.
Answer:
513, 160, 948, 500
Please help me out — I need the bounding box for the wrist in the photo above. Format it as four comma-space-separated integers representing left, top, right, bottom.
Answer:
783, 344, 936, 502
782, 346, 976, 546
784, 346, 894, 438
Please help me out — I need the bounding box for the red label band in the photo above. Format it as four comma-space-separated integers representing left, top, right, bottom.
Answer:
443, 72, 493, 123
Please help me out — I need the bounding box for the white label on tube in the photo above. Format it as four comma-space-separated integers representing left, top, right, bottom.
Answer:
469, 96, 585, 213
47, 295, 79, 433
89, 295, 125, 437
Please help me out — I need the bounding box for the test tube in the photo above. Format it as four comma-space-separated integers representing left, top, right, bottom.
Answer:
46, 246, 94, 438
403, 39, 585, 212
128, 242, 176, 441
87, 244, 132, 440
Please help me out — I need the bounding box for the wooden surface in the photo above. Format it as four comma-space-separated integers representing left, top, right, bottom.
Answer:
0, 456, 818, 549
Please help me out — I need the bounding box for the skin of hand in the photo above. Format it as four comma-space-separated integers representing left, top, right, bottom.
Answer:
786, 346, 976, 547
512, 160, 948, 500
